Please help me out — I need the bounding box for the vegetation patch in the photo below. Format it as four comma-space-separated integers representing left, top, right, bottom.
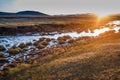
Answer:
0, 45, 6, 51
8, 47, 22, 55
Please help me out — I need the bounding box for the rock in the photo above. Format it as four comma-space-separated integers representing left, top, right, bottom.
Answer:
57, 36, 72, 44
63, 35, 72, 39
28, 51, 34, 55
11, 45, 17, 48
0, 52, 4, 58
41, 53, 46, 56
18, 42, 26, 48
26, 42, 32, 46
7, 63, 17, 68
57, 35, 71, 41
0, 58, 9, 63
45, 38, 51, 42
37, 44, 45, 49
2, 67, 9, 71
51, 38, 55, 40
23, 48, 29, 51
39, 38, 45, 42
34, 50, 42, 54
58, 40, 65, 44
0, 71, 4, 76
16, 58, 24, 63
41, 41, 49, 45
68, 39, 75, 43
0, 45, 6, 51
8, 47, 22, 55
33, 41, 40, 46
33, 39, 36, 41
28, 57, 37, 64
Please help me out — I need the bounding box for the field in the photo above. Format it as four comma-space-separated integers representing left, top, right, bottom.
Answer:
0, 14, 120, 80
0, 14, 100, 35
1, 30, 120, 80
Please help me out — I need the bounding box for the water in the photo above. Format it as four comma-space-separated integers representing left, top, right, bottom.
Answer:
0, 20, 120, 70
108, 20, 120, 26
0, 27, 120, 50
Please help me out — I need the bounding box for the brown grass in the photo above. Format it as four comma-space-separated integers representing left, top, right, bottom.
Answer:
0, 15, 99, 33
2, 31, 119, 80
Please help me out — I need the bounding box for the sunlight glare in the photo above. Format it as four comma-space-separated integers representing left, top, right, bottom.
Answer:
93, 28, 111, 36
113, 27, 120, 33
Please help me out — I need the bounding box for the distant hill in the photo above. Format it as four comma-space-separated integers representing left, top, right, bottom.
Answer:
0, 10, 48, 17
16, 11, 47, 15
0, 12, 14, 15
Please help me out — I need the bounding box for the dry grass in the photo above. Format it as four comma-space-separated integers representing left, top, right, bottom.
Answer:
0, 15, 99, 33
2, 31, 120, 80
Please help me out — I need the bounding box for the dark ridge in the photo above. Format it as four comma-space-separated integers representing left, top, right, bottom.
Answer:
0, 12, 15, 15
0, 10, 48, 17
16, 11, 47, 15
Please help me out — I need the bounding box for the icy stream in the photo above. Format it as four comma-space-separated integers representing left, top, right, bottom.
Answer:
0, 26, 120, 50
0, 20, 120, 70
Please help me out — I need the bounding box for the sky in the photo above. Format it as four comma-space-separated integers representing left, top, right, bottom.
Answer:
0, 0, 120, 16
